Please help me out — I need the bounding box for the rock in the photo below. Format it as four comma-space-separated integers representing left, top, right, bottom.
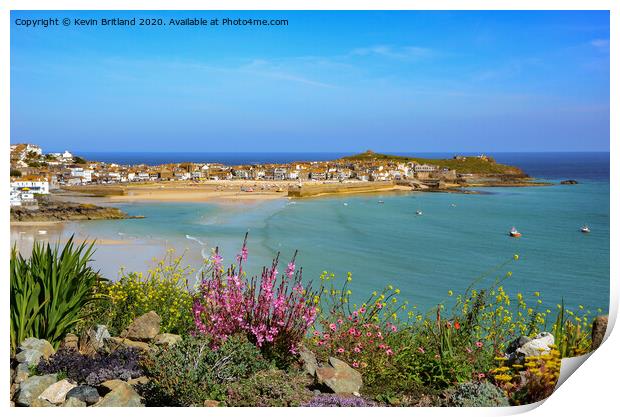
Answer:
506, 336, 531, 356
16, 374, 57, 406
10, 383, 19, 401
99, 379, 125, 394
203, 400, 220, 407
31, 397, 56, 407
104, 337, 156, 354
66, 385, 101, 405
507, 332, 554, 365
300, 347, 319, 377
128, 376, 150, 386
15, 363, 30, 384
15, 338, 55, 366
121, 311, 161, 341
63, 397, 87, 407
94, 381, 143, 407
39, 379, 77, 404
80, 325, 111, 355
560, 179, 578, 185
62, 333, 79, 351
153, 333, 182, 347
315, 357, 363, 394
592, 316, 608, 350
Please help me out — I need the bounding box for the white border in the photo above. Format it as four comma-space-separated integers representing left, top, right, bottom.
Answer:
1, 2, 616, 416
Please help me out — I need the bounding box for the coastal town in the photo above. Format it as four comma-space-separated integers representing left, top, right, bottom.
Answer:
10, 143, 536, 208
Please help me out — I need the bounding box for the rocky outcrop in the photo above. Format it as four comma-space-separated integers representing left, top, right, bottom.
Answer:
506, 332, 554, 365
153, 333, 182, 347
80, 325, 111, 355
39, 379, 77, 404
16, 374, 57, 406
66, 385, 101, 405
15, 338, 55, 366
315, 357, 363, 394
560, 179, 579, 185
121, 311, 161, 341
592, 315, 608, 350
10, 200, 131, 222
299, 347, 319, 377
94, 381, 143, 407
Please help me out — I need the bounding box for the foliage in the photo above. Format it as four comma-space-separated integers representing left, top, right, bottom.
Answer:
552, 299, 592, 357
37, 347, 143, 385
225, 369, 312, 407
142, 334, 271, 406
491, 347, 561, 405
10, 168, 22, 177
303, 394, 377, 407
73, 156, 87, 164
10, 237, 102, 351
443, 381, 509, 407
97, 249, 195, 335
193, 234, 318, 365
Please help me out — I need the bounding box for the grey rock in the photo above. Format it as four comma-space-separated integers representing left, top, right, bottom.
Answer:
31, 397, 56, 407
80, 325, 111, 355
153, 333, 181, 347
299, 347, 319, 377
63, 397, 87, 407
15, 363, 30, 384
121, 311, 161, 341
507, 332, 554, 365
66, 385, 100, 405
62, 333, 80, 351
104, 337, 156, 354
94, 381, 143, 407
16, 374, 57, 406
315, 357, 363, 394
15, 338, 55, 366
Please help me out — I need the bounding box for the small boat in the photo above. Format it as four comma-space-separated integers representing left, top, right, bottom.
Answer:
580, 225, 591, 233
509, 227, 522, 238
378, 200, 384, 204
416, 210, 423, 216
343, 202, 348, 206
451, 203, 457, 207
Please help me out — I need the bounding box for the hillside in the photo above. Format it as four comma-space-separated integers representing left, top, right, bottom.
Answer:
340, 151, 527, 177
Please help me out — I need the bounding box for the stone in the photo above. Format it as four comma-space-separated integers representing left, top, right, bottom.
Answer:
104, 337, 156, 354
121, 311, 161, 341
315, 357, 363, 394
128, 376, 150, 386
39, 379, 77, 404
80, 325, 111, 355
15, 338, 55, 366
62, 333, 80, 351
66, 385, 101, 405
94, 381, 143, 407
63, 397, 87, 407
98, 379, 125, 395
507, 332, 555, 365
560, 179, 579, 185
592, 315, 608, 350
31, 397, 56, 407
16, 374, 57, 406
15, 363, 30, 384
299, 347, 319, 377
153, 333, 182, 347
204, 400, 220, 407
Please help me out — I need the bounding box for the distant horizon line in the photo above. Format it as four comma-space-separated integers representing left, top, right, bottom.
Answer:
62, 150, 611, 154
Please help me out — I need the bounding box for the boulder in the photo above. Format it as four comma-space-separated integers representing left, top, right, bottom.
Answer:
94, 381, 143, 407
98, 379, 125, 396
153, 333, 182, 347
31, 397, 56, 407
592, 316, 608, 350
15, 338, 55, 366
63, 397, 87, 407
560, 179, 578, 185
16, 374, 57, 406
62, 333, 80, 351
128, 376, 150, 386
15, 363, 30, 384
299, 347, 319, 377
80, 325, 111, 355
66, 385, 101, 405
104, 337, 156, 354
315, 357, 363, 394
121, 311, 161, 341
506, 332, 554, 365
38, 379, 77, 404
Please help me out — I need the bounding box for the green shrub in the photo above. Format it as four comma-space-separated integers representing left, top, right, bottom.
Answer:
95, 249, 195, 335
443, 381, 509, 407
225, 369, 312, 407
142, 334, 271, 406
10, 237, 102, 351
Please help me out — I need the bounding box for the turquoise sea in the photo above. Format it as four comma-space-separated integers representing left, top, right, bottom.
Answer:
14, 153, 610, 315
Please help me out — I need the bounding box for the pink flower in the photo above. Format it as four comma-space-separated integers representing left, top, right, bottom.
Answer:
478, 373, 486, 379
359, 307, 367, 314
337, 348, 345, 354
366, 332, 373, 337
475, 341, 483, 348
337, 319, 344, 325
465, 347, 473, 354
313, 330, 320, 336
286, 262, 295, 278
352, 362, 359, 368
385, 348, 394, 356
353, 347, 361, 353
348, 328, 356, 335
390, 325, 397, 332
323, 333, 330, 340
378, 344, 386, 349
329, 323, 337, 331
418, 347, 425, 354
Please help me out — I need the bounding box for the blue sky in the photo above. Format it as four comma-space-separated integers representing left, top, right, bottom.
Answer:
11, 11, 609, 152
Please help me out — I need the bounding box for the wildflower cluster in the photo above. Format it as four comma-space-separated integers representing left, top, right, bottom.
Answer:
192, 234, 318, 363
100, 249, 195, 334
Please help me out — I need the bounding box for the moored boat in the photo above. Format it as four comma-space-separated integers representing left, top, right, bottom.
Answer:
580, 225, 591, 233
509, 227, 522, 238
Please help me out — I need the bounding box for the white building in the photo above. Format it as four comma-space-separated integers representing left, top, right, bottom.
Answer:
413, 164, 437, 173
11, 180, 49, 195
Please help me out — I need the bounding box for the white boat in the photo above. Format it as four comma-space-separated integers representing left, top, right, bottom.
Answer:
378, 200, 384, 204
343, 202, 348, 206
509, 227, 522, 238
416, 210, 423, 216
580, 225, 591, 233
